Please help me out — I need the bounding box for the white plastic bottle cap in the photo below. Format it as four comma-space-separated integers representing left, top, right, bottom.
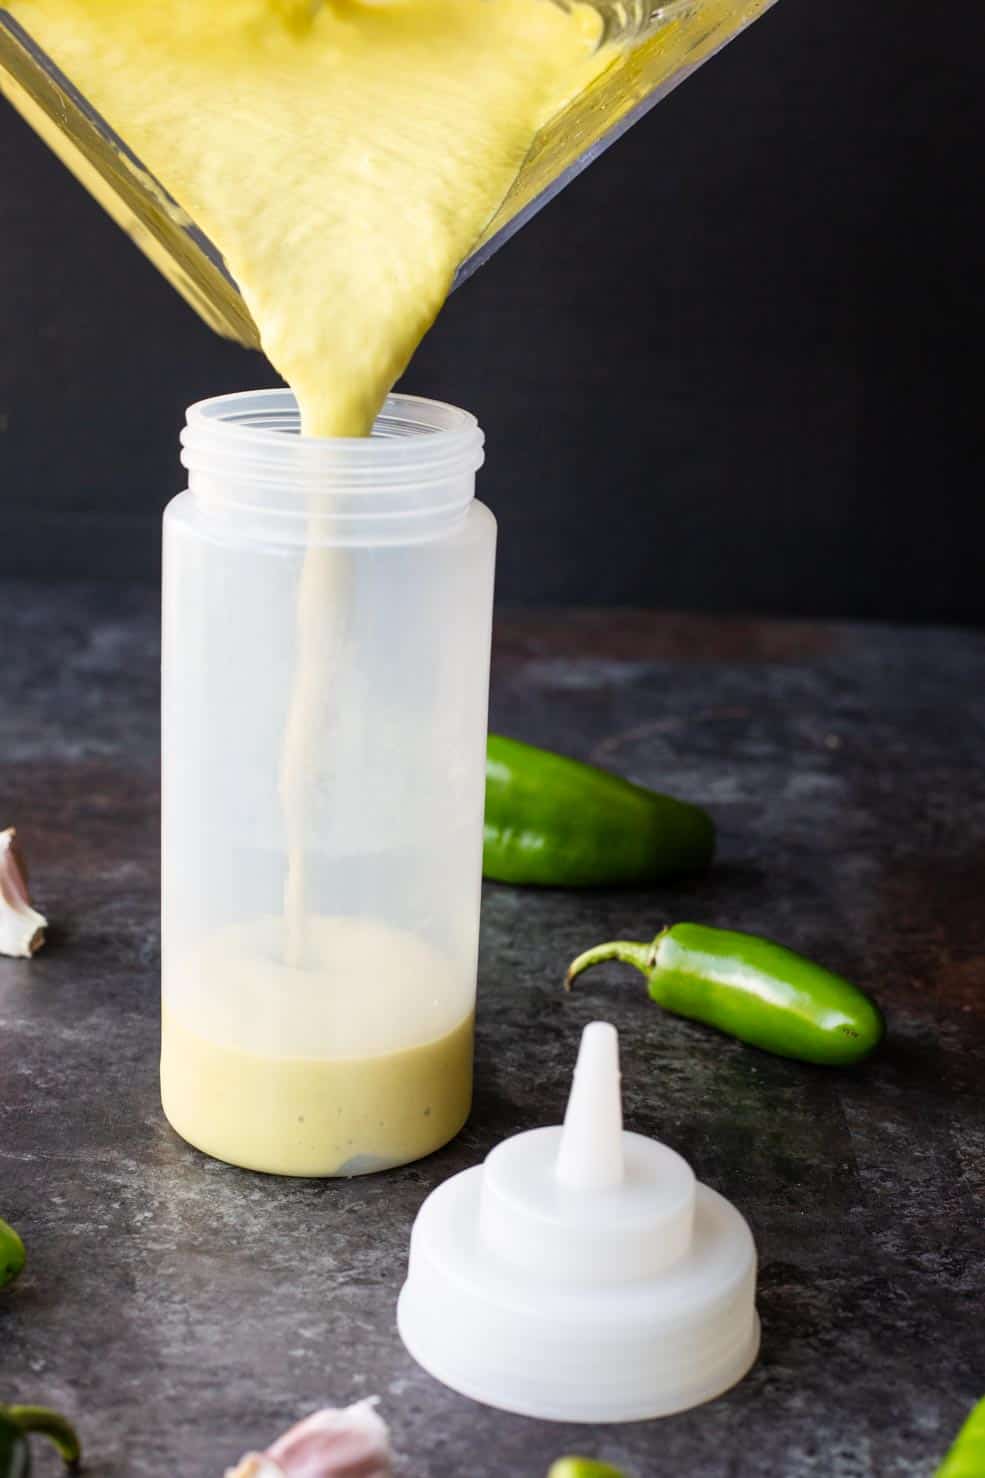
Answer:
397, 1021, 759, 1422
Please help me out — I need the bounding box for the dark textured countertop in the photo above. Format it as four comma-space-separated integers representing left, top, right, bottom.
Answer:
1, 583, 983, 1477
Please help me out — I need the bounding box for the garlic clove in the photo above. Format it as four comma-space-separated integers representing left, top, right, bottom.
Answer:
0, 828, 47, 958
226, 1400, 392, 1478
258, 1400, 392, 1478
226, 1458, 286, 1478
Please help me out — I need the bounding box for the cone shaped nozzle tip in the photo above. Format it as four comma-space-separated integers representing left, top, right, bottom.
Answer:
555, 1021, 624, 1190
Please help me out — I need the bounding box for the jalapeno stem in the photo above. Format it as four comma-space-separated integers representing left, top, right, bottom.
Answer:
2, 1407, 81, 1469
565, 940, 653, 990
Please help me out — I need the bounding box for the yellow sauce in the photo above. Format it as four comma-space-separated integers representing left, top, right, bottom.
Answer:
11, 0, 611, 1173
162, 1007, 474, 1176
161, 915, 476, 1175
12, 0, 610, 437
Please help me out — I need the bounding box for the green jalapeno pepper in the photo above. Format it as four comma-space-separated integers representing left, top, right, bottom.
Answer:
0, 1407, 81, 1476
566, 922, 884, 1065
548, 1461, 628, 1478
0, 1220, 25, 1290
0, 1418, 28, 1478
936, 1397, 985, 1476
484, 736, 715, 887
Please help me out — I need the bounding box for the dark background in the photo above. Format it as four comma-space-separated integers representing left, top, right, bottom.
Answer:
1, 0, 981, 620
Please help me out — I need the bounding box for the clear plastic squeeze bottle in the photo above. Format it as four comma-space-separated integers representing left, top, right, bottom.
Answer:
160, 390, 495, 1176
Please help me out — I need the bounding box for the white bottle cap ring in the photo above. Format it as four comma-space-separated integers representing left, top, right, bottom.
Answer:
397, 1022, 760, 1422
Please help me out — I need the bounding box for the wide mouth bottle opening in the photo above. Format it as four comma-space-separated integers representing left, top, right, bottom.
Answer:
178, 389, 485, 539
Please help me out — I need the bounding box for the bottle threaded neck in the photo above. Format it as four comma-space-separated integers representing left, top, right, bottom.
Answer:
178, 389, 485, 542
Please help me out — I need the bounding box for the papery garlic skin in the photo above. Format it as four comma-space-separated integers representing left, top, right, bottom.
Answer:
0, 828, 47, 958
228, 1401, 392, 1478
